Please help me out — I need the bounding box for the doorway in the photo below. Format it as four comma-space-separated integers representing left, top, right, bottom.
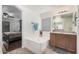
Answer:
2, 5, 22, 53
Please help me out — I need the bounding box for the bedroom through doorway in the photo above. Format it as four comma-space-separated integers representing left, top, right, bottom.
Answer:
2, 5, 22, 54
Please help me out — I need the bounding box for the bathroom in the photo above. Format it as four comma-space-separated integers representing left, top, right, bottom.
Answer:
18, 5, 77, 54
0, 5, 78, 54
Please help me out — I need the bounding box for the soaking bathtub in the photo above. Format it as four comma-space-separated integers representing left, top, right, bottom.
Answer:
22, 32, 50, 54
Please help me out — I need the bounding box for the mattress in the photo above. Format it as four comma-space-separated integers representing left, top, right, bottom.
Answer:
3, 32, 22, 42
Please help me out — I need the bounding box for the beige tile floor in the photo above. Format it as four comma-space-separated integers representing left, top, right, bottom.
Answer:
8, 47, 58, 54
3, 44, 71, 54
8, 48, 33, 54
7, 45, 71, 54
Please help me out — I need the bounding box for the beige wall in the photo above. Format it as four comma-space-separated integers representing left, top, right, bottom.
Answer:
40, 6, 75, 17
0, 5, 2, 53
40, 6, 76, 32
16, 6, 41, 48
77, 6, 79, 54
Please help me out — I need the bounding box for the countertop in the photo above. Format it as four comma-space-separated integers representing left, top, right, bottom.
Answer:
51, 31, 77, 35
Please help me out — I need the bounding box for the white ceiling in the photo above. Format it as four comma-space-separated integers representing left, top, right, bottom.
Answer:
2, 5, 74, 18
26, 5, 52, 14
2, 5, 22, 19
26, 5, 73, 14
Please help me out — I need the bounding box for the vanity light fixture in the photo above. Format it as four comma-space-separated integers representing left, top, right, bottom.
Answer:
58, 10, 67, 14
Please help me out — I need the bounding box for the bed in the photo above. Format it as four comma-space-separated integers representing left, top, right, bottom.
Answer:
3, 32, 22, 42
3, 32, 22, 52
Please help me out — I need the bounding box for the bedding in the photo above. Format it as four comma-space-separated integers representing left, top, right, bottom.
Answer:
3, 32, 22, 42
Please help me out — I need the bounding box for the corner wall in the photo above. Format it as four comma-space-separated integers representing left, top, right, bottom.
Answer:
22, 6, 41, 48
16, 6, 41, 48
0, 5, 2, 53
77, 6, 79, 53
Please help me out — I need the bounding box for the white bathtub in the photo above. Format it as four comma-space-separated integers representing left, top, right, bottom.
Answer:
23, 34, 50, 53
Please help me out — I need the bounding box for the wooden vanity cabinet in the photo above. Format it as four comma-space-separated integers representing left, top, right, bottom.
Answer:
50, 33, 76, 53
55, 34, 66, 49
50, 34, 56, 46
66, 35, 76, 53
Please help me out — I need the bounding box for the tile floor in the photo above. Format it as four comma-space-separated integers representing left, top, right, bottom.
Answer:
7, 46, 71, 54
7, 48, 57, 54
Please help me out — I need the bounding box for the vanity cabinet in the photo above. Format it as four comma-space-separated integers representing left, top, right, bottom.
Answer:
66, 35, 76, 52
55, 34, 66, 49
50, 33, 76, 53
50, 34, 56, 46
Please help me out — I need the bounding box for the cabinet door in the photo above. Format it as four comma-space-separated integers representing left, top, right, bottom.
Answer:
66, 35, 76, 53
56, 34, 66, 49
50, 33, 56, 46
